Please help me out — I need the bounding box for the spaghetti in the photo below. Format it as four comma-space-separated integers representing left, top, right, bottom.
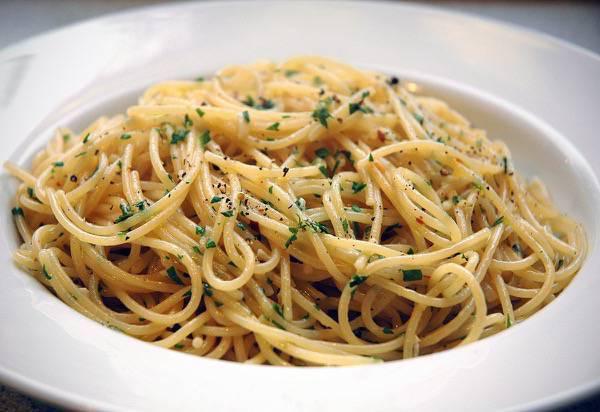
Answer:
5, 56, 586, 366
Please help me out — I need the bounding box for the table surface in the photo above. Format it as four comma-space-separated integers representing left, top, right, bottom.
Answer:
1, 1, 599, 411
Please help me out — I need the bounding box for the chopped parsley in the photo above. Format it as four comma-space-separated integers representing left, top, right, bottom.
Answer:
210, 196, 223, 203
42, 265, 52, 280
11, 207, 23, 216
196, 225, 205, 235
199, 130, 211, 147
368, 153, 374, 162
82, 133, 90, 143
352, 181, 367, 194
413, 113, 424, 125
52, 161, 64, 167
242, 110, 250, 123
351, 204, 362, 213
491, 216, 504, 227
318, 165, 329, 178
170, 129, 189, 144
268, 185, 273, 194
341, 219, 349, 233
382, 327, 393, 335
205, 239, 216, 249
221, 210, 234, 218
121, 133, 132, 140
349, 275, 367, 288
284, 69, 299, 77
452, 195, 461, 205
403, 269, 423, 282
192, 246, 201, 254
242, 96, 275, 110
312, 102, 332, 128
114, 203, 133, 223
266, 122, 280, 131
166, 266, 183, 285
195, 108, 205, 117
183, 114, 193, 128
315, 147, 330, 159
273, 303, 284, 317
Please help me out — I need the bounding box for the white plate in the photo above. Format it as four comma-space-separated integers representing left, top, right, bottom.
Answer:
1, 2, 599, 411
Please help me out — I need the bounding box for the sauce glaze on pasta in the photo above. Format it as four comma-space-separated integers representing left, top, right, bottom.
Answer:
6, 57, 586, 366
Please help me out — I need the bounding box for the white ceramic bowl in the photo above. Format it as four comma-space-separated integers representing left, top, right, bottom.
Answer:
0, 2, 599, 410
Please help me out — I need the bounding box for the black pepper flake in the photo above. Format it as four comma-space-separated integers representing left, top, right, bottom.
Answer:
70, 175, 78, 182
282, 167, 290, 177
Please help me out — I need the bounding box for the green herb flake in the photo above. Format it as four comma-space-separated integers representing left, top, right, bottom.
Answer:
413, 113, 424, 125
174, 343, 184, 349
315, 147, 330, 159
273, 303, 284, 317
210, 196, 223, 203
183, 114, 193, 128
221, 210, 234, 218
192, 245, 201, 254
195, 108, 205, 117
351, 204, 362, 213
268, 185, 274, 194
63, 134, 71, 142
506, 316, 512, 328
199, 130, 211, 147
312, 104, 332, 128
452, 195, 461, 205
403, 269, 423, 282
266, 122, 280, 131
341, 219, 349, 233
11, 207, 24, 216
383, 327, 393, 335
82, 133, 90, 143
75, 151, 87, 158
271, 319, 286, 330
236, 222, 246, 231
492, 216, 504, 227
121, 133, 132, 140
42, 265, 52, 280
52, 161, 64, 167
196, 225, 205, 236
166, 266, 183, 285
284, 69, 299, 77
318, 165, 329, 178
242, 110, 250, 123
205, 239, 216, 249
349, 275, 367, 288
114, 203, 133, 223
352, 181, 367, 194
170, 129, 189, 144
368, 153, 374, 162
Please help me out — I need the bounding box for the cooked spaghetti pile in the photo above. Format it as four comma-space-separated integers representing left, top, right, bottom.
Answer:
6, 56, 585, 366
